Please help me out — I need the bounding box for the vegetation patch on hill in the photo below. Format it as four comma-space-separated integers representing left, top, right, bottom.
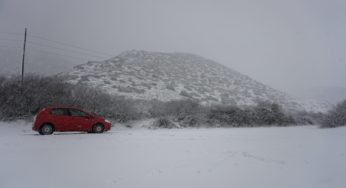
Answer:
0, 74, 330, 128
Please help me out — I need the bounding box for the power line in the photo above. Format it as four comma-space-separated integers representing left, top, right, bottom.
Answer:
1, 30, 113, 64
0, 38, 22, 43
0, 37, 107, 59
27, 48, 94, 61
0, 31, 22, 36
0, 44, 94, 61
0, 32, 114, 59
0, 38, 22, 41
26, 40, 107, 59
28, 33, 113, 57
0, 45, 22, 49
0, 41, 99, 61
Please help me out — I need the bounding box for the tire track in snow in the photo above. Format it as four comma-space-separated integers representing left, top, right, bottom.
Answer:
241, 152, 286, 165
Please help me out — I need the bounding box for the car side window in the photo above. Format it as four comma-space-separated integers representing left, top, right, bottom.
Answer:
69, 109, 88, 117
51, 108, 65, 116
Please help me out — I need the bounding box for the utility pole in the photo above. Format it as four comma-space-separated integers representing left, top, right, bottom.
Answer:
21, 27, 27, 84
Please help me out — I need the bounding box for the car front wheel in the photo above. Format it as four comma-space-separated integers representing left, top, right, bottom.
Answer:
39, 124, 54, 135
92, 124, 104, 133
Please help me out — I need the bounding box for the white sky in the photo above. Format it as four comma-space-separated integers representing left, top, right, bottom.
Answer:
0, 0, 345, 94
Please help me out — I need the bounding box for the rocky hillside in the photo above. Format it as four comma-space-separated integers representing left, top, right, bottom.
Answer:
60, 50, 328, 112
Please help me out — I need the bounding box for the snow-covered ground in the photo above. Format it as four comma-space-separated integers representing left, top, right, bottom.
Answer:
1, 121, 345, 188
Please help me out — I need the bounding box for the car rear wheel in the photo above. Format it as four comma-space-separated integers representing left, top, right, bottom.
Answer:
92, 123, 104, 133
39, 124, 54, 135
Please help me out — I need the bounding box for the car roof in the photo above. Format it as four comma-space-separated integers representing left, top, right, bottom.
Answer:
46, 106, 84, 110
39, 106, 96, 116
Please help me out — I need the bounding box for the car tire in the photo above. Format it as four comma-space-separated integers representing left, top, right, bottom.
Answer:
39, 124, 54, 135
92, 123, 104, 133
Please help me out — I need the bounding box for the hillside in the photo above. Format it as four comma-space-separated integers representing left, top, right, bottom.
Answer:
61, 50, 327, 112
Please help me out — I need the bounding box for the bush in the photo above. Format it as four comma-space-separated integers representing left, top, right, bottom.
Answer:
68, 85, 140, 122
207, 101, 295, 127
0, 74, 139, 122
0, 74, 71, 120
147, 99, 208, 127
253, 101, 295, 126
148, 99, 203, 118
321, 100, 346, 128
147, 100, 167, 117
0, 74, 301, 127
147, 100, 296, 128
152, 117, 178, 128
178, 114, 207, 127
207, 105, 247, 127
164, 99, 202, 118
291, 111, 325, 125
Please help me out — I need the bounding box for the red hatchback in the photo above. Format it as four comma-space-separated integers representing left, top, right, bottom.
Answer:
32, 107, 111, 135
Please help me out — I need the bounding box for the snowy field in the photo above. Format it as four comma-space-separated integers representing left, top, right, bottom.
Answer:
1, 121, 346, 188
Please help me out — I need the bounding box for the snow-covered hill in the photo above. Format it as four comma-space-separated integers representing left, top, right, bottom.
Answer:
61, 50, 329, 112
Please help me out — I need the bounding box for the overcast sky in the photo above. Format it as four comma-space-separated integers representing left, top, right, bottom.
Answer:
1, 0, 345, 95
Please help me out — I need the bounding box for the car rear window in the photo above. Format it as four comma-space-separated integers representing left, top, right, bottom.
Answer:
51, 108, 65, 116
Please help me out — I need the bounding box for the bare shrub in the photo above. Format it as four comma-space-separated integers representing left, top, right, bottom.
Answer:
321, 100, 346, 128
0, 74, 139, 122
147, 100, 167, 117
69, 85, 140, 122
291, 111, 325, 125
253, 101, 295, 126
207, 102, 295, 127
147, 99, 208, 127
152, 117, 178, 128
207, 105, 249, 127
0, 74, 72, 120
179, 90, 192, 98
164, 99, 201, 117
178, 115, 204, 127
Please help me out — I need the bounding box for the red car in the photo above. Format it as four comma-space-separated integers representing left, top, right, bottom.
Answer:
32, 107, 111, 135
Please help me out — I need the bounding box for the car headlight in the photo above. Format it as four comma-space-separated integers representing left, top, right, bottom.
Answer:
105, 119, 111, 123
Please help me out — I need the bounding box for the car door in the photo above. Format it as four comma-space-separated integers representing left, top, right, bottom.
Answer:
67, 108, 92, 131
50, 108, 70, 131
